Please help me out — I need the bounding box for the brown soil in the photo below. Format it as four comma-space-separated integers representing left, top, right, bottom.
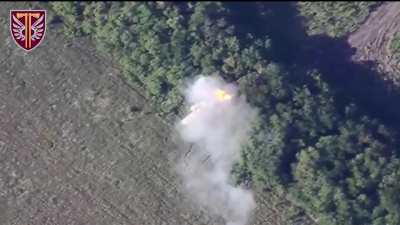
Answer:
348, 2, 400, 85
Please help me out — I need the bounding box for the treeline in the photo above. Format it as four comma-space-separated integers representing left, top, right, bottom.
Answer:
50, 2, 400, 225
50, 2, 272, 122
297, 2, 381, 37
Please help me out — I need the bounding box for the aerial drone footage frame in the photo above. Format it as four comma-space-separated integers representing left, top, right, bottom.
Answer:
2, 1, 400, 225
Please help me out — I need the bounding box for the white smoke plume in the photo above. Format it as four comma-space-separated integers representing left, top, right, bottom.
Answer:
176, 76, 257, 225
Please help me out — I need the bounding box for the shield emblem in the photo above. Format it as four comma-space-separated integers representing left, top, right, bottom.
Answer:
10, 10, 46, 51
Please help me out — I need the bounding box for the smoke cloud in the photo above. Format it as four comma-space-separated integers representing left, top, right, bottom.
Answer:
176, 76, 257, 225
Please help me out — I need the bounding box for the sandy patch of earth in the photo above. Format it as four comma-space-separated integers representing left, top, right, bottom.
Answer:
348, 2, 400, 85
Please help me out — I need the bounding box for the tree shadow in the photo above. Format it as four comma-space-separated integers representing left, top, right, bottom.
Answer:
299, 34, 400, 128
225, 2, 400, 130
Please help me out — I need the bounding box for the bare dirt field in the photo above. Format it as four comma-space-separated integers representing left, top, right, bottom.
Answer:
348, 2, 400, 85
0, 2, 314, 225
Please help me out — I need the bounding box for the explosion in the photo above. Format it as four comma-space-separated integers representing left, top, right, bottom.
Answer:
176, 76, 257, 225
215, 89, 233, 101
181, 88, 233, 125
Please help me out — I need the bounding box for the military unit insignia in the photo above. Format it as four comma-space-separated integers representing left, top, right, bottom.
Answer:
10, 10, 46, 51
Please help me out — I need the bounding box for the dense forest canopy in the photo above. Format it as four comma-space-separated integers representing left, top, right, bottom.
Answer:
297, 2, 381, 37
50, 2, 400, 225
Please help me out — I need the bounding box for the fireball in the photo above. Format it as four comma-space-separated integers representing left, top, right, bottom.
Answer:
180, 88, 233, 125
215, 89, 232, 101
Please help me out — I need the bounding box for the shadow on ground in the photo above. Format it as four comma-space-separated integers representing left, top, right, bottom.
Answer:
226, 2, 400, 130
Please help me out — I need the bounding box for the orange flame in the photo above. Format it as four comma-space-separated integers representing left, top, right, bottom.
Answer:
215, 89, 232, 101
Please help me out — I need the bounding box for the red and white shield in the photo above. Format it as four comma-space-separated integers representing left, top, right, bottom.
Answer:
10, 10, 46, 51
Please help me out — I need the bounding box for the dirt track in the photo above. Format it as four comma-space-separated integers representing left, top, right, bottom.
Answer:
348, 2, 400, 84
